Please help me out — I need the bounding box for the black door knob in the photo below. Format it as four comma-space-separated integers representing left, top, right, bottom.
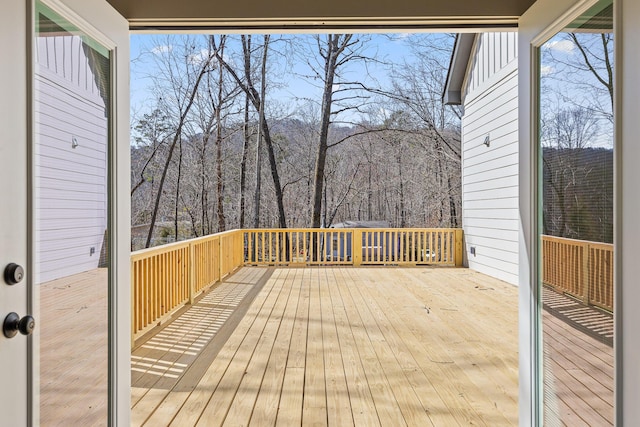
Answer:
18, 315, 35, 336
3, 312, 35, 338
4, 263, 25, 285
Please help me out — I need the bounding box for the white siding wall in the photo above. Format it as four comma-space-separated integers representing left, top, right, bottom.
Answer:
466, 32, 518, 95
35, 35, 108, 284
461, 33, 519, 285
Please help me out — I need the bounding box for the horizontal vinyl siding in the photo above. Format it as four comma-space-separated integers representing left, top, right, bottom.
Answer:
35, 35, 108, 284
462, 35, 519, 286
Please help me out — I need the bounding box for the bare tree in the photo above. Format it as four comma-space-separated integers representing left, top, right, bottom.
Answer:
130, 33, 467, 249
389, 34, 461, 227
212, 36, 228, 231
308, 34, 382, 228
215, 35, 288, 229
239, 90, 252, 229
143, 37, 220, 248
540, 30, 614, 242
544, 32, 614, 124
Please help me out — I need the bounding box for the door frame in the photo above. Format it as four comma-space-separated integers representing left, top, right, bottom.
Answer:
518, 0, 619, 425
29, 0, 131, 425
0, 1, 30, 423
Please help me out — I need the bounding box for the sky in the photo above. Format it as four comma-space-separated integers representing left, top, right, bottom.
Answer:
540, 31, 614, 148
129, 33, 454, 124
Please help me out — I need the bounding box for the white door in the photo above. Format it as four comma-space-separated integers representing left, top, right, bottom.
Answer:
0, 0, 129, 425
519, 0, 615, 425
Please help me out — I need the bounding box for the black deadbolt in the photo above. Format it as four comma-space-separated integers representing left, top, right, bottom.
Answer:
4, 263, 24, 285
3, 312, 35, 338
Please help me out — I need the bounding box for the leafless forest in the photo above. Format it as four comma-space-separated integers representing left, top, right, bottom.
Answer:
130, 34, 461, 249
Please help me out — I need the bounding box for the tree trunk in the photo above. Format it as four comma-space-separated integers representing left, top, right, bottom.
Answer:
311, 35, 346, 228
229, 35, 287, 229
254, 120, 262, 227
447, 174, 458, 227
174, 137, 183, 241
215, 43, 226, 232
200, 138, 208, 236
239, 92, 250, 229
398, 152, 406, 228
145, 51, 213, 248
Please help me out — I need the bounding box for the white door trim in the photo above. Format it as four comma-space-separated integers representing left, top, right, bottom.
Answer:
518, 0, 609, 425
0, 1, 30, 423
30, 0, 130, 425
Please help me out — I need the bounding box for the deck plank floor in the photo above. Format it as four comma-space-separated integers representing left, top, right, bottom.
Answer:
37, 266, 614, 426
40, 268, 109, 427
135, 267, 521, 426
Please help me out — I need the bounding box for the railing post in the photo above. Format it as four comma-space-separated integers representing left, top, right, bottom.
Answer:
131, 257, 136, 349
455, 229, 464, 267
583, 243, 590, 306
219, 235, 224, 280
189, 241, 196, 305
353, 229, 362, 266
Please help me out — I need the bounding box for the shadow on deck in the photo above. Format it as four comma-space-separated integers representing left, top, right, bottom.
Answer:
38, 266, 613, 426
131, 267, 521, 426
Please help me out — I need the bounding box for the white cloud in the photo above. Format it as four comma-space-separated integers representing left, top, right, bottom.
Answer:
151, 44, 173, 55
332, 84, 341, 92
187, 49, 212, 65
544, 39, 575, 54
541, 65, 555, 76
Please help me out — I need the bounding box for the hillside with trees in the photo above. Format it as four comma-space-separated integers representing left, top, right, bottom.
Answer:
130, 34, 461, 249
540, 30, 614, 244
542, 147, 613, 243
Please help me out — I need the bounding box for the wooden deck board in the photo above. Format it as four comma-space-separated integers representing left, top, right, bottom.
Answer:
249, 268, 302, 426
397, 269, 519, 423
157, 267, 523, 426
275, 269, 310, 427
37, 266, 615, 426
132, 267, 271, 426
339, 268, 428, 427
345, 268, 513, 426
167, 268, 279, 426
320, 269, 354, 427
40, 268, 109, 427
542, 289, 614, 426
302, 269, 329, 427
220, 269, 296, 426
327, 269, 380, 427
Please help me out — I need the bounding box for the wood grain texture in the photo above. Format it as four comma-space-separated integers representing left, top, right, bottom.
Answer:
137, 267, 521, 426
39, 267, 613, 426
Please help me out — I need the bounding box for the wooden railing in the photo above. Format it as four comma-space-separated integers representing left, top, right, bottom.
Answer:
542, 235, 614, 312
131, 227, 462, 343
243, 228, 463, 267
131, 230, 244, 343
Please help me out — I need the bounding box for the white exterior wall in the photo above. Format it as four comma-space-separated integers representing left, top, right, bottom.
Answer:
461, 33, 519, 285
467, 32, 518, 94
35, 34, 108, 284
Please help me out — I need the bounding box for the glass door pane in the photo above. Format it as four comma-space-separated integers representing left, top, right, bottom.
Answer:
538, 0, 614, 424
35, 2, 111, 424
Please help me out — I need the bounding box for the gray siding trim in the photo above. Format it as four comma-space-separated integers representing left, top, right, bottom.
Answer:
443, 33, 477, 105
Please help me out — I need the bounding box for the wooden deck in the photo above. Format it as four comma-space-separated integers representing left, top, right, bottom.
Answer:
37, 266, 615, 426
40, 268, 109, 426
132, 267, 520, 426
542, 288, 614, 425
